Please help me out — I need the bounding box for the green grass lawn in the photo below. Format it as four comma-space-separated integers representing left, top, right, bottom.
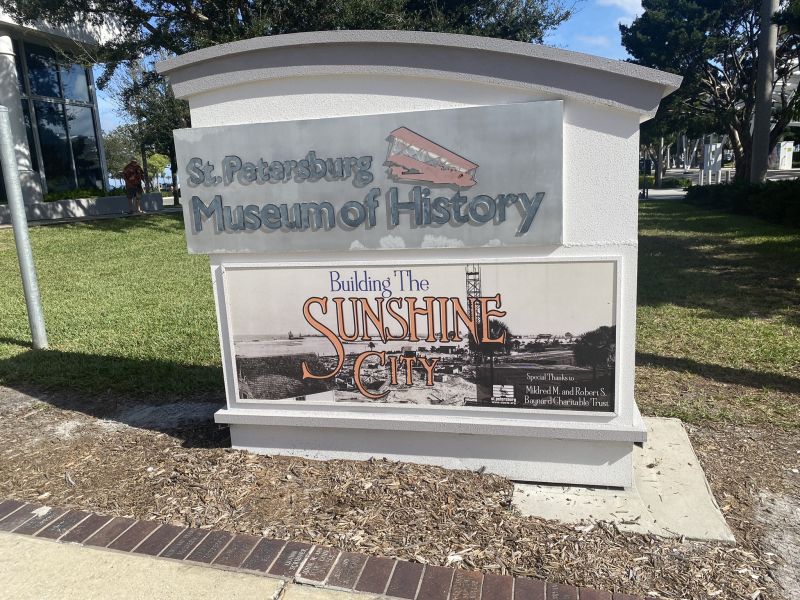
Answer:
637, 201, 799, 428
0, 215, 222, 397
1, 204, 798, 426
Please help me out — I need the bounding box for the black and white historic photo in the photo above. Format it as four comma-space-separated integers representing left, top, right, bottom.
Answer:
226, 261, 617, 412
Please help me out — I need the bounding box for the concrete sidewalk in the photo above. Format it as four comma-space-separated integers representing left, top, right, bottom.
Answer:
639, 188, 687, 201
513, 417, 735, 543
0, 532, 367, 600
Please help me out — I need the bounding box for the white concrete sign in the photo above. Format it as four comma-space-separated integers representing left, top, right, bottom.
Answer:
159, 30, 681, 487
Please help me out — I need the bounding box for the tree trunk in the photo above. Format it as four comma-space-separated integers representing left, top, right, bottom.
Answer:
169, 146, 180, 205
135, 114, 151, 193
750, 0, 780, 183
654, 137, 664, 188
729, 125, 751, 183
734, 153, 748, 183
140, 142, 151, 193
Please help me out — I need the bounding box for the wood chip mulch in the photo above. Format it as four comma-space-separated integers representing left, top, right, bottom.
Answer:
1, 389, 797, 600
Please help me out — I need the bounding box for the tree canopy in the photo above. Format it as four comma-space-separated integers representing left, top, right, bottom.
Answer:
621, 0, 800, 181
477, 319, 513, 357
2, 0, 575, 84
776, 0, 800, 34
102, 125, 139, 178
108, 59, 190, 192
573, 325, 615, 378
2, 0, 576, 194
146, 153, 171, 184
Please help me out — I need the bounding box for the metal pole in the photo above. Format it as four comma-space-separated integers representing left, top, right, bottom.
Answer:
750, 0, 779, 183
0, 105, 48, 349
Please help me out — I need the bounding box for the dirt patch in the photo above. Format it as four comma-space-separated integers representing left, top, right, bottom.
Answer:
0, 386, 41, 415
99, 401, 221, 431
1, 387, 798, 599
756, 492, 800, 599
52, 419, 84, 440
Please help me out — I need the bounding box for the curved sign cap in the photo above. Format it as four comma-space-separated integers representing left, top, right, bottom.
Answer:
157, 30, 682, 120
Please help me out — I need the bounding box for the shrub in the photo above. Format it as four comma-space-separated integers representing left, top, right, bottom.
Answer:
43, 187, 127, 202
638, 175, 692, 189
684, 179, 800, 228
44, 188, 103, 202
660, 177, 692, 188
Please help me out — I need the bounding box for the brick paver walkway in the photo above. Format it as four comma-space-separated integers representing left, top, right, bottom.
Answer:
0, 499, 641, 600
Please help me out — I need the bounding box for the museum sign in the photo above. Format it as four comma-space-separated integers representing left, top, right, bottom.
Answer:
174, 101, 563, 254
175, 101, 612, 413
160, 30, 681, 487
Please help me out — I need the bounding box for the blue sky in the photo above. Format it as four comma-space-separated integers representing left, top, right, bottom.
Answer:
547, 0, 641, 59
95, 0, 641, 132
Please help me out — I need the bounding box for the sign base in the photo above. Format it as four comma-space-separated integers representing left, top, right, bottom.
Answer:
215, 406, 647, 488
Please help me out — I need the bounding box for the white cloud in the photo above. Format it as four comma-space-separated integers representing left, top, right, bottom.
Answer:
597, 0, 643, 18
574, 34, 612, 47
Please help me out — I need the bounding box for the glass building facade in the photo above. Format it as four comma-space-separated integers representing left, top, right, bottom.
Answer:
11, 39, 105, 194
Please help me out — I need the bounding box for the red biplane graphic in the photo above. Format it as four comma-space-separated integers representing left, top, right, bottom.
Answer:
385, 127, 478, 189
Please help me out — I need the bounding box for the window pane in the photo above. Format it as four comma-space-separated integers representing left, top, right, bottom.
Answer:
0, 166, 6, 204
33, 101, 73, 191
21, 102, 39, 171
25, 44, 61, 98
61, 64, 90, 102
13, 40, 25, 95
66, 105, 102, 189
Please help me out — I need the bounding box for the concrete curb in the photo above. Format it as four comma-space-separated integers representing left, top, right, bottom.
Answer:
0, 206, 182, 229
0, 193, 165, 225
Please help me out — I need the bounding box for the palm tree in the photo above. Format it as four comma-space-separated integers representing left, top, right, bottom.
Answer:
573, 326, 615, 381
476, 319, 512, 403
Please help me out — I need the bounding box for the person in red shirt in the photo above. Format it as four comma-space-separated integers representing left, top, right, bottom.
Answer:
122, 159, 145, 214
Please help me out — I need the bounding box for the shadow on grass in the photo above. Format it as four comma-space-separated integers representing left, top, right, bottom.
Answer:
639, 199, 800, 238
636, 352, 800, 394
0, 336, 32, 349
638, 200, 800, 324
0, 348, 229, 449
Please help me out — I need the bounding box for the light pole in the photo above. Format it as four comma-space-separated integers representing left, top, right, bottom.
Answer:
0, 105, 48, 349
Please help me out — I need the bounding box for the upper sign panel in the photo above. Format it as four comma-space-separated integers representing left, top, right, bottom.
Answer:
174, 101, 563, 254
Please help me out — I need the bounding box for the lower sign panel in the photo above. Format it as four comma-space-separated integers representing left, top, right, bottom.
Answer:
223, 260, 618, 412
